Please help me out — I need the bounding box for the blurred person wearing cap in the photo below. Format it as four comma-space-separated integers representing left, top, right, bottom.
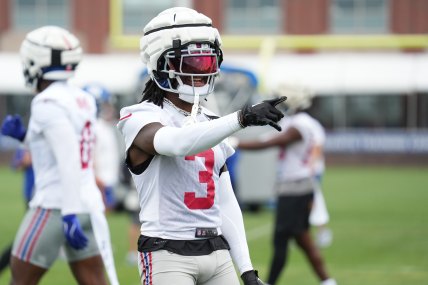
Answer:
0, 26, 118, 285
237, 82, 337, 285
117, 6, 287, 285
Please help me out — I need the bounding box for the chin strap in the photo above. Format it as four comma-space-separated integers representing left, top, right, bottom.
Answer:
190, 92, 200, 121
181, 75, 201, 126
183, 92, 199, 126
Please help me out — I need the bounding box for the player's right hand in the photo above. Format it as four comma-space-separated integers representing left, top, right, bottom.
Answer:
1, 114, 27, 141
241, 270, 266, 285
62, 214, 88, 250
238, 96, 287, 131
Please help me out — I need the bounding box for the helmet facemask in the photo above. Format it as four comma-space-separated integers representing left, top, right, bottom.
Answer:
153, 41, 222, 104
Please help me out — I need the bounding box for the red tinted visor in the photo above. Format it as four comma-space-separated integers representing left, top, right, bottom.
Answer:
172, 55, 218, 75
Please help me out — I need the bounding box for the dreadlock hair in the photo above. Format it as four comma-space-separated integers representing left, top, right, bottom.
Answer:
140, 78, 166, 107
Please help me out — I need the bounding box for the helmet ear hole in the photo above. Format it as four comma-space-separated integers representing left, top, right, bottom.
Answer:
214, 39, 223, 67
155, 55, 171, 80
153, 70, 168, 80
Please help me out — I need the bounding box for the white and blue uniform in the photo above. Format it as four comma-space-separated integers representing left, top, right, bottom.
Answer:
12, 82, 119, 285
276, 112, 318, 186
118, 100, 253, 285
26, 82, 102, 214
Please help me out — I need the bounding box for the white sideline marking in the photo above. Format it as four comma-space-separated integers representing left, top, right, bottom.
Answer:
246, 222, 273, 241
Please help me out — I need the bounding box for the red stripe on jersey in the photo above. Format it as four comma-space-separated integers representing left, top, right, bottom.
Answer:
119, 113, 132, 121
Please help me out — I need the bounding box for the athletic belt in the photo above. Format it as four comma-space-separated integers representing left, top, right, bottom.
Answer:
137, 235, 230, 256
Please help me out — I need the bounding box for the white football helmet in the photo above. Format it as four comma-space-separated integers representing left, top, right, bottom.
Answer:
140, 7, 223, 103
20, 26, 82, 91
272, 81, 314, 114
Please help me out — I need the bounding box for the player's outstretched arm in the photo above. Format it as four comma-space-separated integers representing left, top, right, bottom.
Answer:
153, 113, 241, 156
151, 96, 286, 157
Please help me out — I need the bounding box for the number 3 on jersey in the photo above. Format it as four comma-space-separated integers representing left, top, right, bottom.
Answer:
184, 149, 215, 210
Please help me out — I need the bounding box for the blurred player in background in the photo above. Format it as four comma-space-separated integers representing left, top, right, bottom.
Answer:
309, 113, 333, 248
117, 7, 286, 285
11, 147, 35, 206
117, 163, 141, 265
83, 83, 140, 265
225, 149, 240, 196
237, 82, 336, 285
83, 84, 121, 212
0, 147, 34, 276
0, 26, 118, 285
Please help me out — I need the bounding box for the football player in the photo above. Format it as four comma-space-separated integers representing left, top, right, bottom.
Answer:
237, 82, 337, 285
308, 110, 333, 248
117, 7, 285, 285
1, 26, 118, 285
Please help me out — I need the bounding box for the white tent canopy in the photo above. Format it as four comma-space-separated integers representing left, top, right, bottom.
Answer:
1, 52, 427, 95
0, 53, 144, 95
226, 51, 428, 95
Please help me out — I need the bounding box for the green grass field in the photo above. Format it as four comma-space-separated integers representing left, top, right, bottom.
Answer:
0, 165, 427, 285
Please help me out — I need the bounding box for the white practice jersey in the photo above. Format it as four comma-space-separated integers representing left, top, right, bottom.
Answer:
277, 112, 320, 182
26, 81, 104, 214
117, 101, 235, 240
94, 118, 120, 186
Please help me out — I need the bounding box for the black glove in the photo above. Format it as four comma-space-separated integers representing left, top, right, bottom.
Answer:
241, 270, 265, 285
238, 96, 287, 131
